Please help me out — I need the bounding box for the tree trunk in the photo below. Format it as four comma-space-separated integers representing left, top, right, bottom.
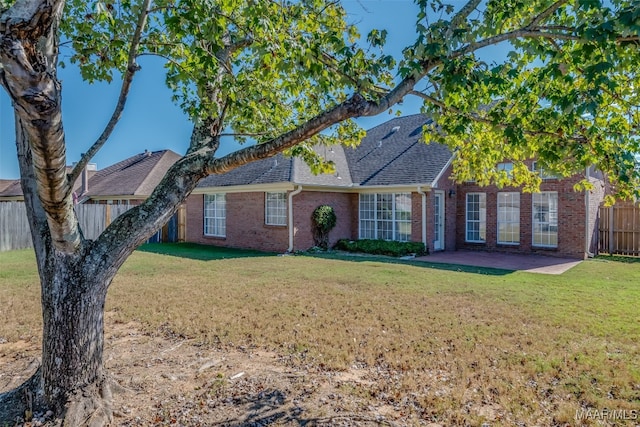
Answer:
0, 255, 114, 426
40, 255, 113, 425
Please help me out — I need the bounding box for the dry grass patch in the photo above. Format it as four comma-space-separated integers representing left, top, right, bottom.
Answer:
1, 245, 639, 425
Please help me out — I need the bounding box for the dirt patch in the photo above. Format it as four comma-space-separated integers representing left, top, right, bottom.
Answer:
0, 314, 412, 426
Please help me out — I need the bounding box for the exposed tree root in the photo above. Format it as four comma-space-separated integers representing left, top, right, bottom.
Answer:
0, 370, 114, 427
61, 377, 113, 427
0, 367, 46, 425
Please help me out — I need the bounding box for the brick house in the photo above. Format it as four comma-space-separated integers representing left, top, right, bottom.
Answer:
1, 117, 607, 258
186, 114, 607, 259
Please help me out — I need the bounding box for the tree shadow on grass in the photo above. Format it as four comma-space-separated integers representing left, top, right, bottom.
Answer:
137, 243, 276, 261
304, 252, 513, 276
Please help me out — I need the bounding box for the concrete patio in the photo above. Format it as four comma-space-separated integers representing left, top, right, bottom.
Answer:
416, 250, 582, 275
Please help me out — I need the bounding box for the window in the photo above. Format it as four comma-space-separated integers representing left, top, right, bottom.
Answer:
265, 192, 287, 226
497, 162, 514, 176
497, 192, 520, 244
359, 193, 411, 241
204, 194, 226, 237
531, 161, 559, 179
466, 193, 486, 242
532, 192, 558, 247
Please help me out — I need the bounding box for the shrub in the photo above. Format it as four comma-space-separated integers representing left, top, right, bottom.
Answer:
334, 239, 426, 257
311, 205, 337, 249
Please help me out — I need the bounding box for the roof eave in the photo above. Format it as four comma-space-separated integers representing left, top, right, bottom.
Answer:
430, 155, 455, 188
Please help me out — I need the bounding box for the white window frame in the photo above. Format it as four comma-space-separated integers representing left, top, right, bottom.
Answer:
531, 161, 559, 180
265, 192, 287, 226
497, 162, 514, 177
204, 193, 226, 237
532, 192, 558, 248
465, 193, 486, 243
358, 193, 412, 242
497, 192, 520, 245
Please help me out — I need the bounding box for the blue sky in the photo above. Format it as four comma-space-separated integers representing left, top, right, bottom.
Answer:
0, 1, 441, 179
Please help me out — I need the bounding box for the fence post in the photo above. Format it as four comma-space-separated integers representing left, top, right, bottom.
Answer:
105, 204, 111, 226
609, 206, 614, 254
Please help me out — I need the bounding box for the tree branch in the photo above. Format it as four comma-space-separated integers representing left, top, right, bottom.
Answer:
204, 74, 430, 175
528, 0, 569, 28
445, 0, 482, 42
68, 0, 153, 185
0, 0, 82, 252
408, 89, 582, 142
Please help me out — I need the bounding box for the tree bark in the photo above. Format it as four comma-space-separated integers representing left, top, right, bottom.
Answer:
40, 256, 113, 425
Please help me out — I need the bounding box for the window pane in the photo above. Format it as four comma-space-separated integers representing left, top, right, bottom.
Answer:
532, 192, 558, 247
358, 193, 411, 241
497, 192, 520, 244
466, 193, 486, 242
203, 194, 226, 237
266, 192, 286, 226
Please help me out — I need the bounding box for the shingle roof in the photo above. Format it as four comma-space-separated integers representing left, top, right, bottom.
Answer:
84, 150, 181, 197
197, 114, 453, 190
198, 144, 353, 188
344, 114, 452, 186
198, 154, 294, 187
0, 179, 22, 197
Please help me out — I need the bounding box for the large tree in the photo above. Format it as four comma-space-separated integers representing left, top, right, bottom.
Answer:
0, 0, 638, 424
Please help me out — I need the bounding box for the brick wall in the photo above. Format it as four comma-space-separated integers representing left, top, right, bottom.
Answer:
185, 190, 356, 253
185, 192, 289, 253
455, 173, 592, 259
411, 192, 424, 246
291, 191, 354, 250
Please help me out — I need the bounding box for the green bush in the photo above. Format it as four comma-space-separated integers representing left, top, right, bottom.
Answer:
334, 239, 426, 257
311, 205, 337, 249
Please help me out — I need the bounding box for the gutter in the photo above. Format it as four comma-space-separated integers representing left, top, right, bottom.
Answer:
287, 185, 303, 252
584, 167, 595, 258
417, 186, 428, 250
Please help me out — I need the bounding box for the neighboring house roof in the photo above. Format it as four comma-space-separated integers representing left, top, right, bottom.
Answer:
84, 150, 181, 198
0, 179, 22, 197
197, 114, 453, 190
0, 150, 180, 200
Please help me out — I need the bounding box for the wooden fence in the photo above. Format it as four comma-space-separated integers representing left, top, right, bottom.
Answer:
599, 203, 640, 256
0, 202, 184, 252
0, 202, 32, 252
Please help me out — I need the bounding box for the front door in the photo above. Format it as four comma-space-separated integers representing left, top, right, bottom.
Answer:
434, 191, 445, 251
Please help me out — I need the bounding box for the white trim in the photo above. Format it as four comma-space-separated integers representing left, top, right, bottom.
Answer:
287, 185, 303, 252
532, 191, 558, 248
430, 155, 454, 187
193, 182, 294, 195
203, 193, 226, 237
265, 192, 287, 226
465, 192, 486, 243
584, 167, 593, 257
194, 182, 433, 195
433, 190, 445, 250
358, 193, 412, 241
496, 192, 520, 245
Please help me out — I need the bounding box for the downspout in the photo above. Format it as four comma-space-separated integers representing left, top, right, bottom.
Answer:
584, 167, 595, 258
287, 185, 303, 253
417, 186, 428, 250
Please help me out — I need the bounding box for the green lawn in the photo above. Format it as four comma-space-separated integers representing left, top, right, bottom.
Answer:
1, 244, 638, 426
